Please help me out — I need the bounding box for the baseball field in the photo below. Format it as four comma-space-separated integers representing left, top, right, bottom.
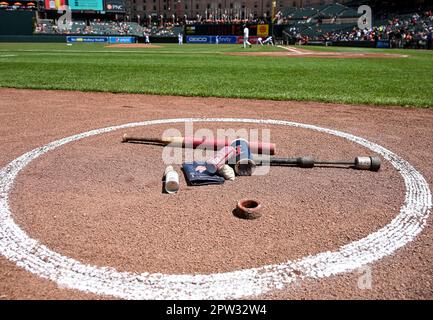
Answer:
1, 43, 433, 106
0, 43, 432, 301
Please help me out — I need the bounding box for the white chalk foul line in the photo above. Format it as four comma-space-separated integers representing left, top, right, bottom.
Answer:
277, 45, 307, 55
0, 118, 431, 299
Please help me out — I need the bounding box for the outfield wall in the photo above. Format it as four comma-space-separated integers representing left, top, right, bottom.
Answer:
1, 34, 430, 49
0, 35, 179, 43
305, 40, 382, 48
186, 35, 261, 44
0, 35, 67, 42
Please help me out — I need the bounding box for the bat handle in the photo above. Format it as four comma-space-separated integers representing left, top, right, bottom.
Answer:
268, 157, 299, 165
254, 156, 315, 168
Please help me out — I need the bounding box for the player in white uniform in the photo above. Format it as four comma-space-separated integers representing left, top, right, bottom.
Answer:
257, 37, 264, 45
178, 33, 183, 45
243, 26, 252, 48
215, 35, 219, 44
263, 36, 274, 46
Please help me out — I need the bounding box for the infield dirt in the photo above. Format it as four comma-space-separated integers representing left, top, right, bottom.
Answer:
227, 46, 408, 58
106, 44, 162, 48
0, 88, 432, 299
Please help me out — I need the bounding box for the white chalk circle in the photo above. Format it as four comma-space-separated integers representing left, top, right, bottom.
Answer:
0, 118, 431, 299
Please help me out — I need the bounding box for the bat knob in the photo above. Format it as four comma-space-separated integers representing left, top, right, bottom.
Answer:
355, 156, 381, 171
122, 133, 128, 142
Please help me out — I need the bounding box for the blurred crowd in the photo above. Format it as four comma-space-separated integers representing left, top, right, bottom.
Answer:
36, 20, 139, 35
289, 10, 433, 49
33, 8, 433, 49
34, 19, 181, 37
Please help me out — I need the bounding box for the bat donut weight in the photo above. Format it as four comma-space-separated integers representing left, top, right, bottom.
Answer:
234, 199, 262, 220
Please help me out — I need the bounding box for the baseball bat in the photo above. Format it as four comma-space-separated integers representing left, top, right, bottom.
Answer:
122, 134, 276, 155
254, 156, 381, 171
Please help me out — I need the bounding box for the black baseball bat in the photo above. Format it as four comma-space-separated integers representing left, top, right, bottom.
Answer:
253, 156, 381, 171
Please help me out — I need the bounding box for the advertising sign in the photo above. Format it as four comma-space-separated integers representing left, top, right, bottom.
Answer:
187, 35, 239, 44
108, 36, 135, 43
377, 40, 390, 48
105, 0, 125, 12
237, 36, 259, 44
67, 36, 108, 42
213, 36, 238, 44
185, 25, 196, 35
44, 0, 67, 10
257, 24, 269, 38
68, 0, 103, 11
186, 36, 211, 44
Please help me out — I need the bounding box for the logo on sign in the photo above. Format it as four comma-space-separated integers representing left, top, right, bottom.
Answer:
107, 4, 124, 10
188, 37, 209, 43
216, 36, 237, 44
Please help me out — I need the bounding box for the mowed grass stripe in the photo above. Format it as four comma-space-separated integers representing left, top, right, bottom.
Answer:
0, 43, 432, 107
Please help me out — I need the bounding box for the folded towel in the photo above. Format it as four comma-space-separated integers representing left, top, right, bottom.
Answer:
182, 162, 225, 186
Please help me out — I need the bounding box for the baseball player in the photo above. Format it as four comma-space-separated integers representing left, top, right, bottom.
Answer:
215, 35, 219, 44
144, 33, 150, 44
178, 33, 183, 45
257, 37, 264, 45
243, 25, 252, 48
263, 36, 274, 46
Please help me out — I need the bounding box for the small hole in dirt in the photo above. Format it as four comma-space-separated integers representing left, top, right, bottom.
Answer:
242, 200, 259, 209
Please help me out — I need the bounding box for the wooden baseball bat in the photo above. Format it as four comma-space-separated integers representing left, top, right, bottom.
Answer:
122, 134, 276, 155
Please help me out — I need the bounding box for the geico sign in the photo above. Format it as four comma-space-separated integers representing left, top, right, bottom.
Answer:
188, 37, 209, 43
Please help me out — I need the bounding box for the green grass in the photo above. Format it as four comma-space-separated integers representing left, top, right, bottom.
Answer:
0, 42, 432, 107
